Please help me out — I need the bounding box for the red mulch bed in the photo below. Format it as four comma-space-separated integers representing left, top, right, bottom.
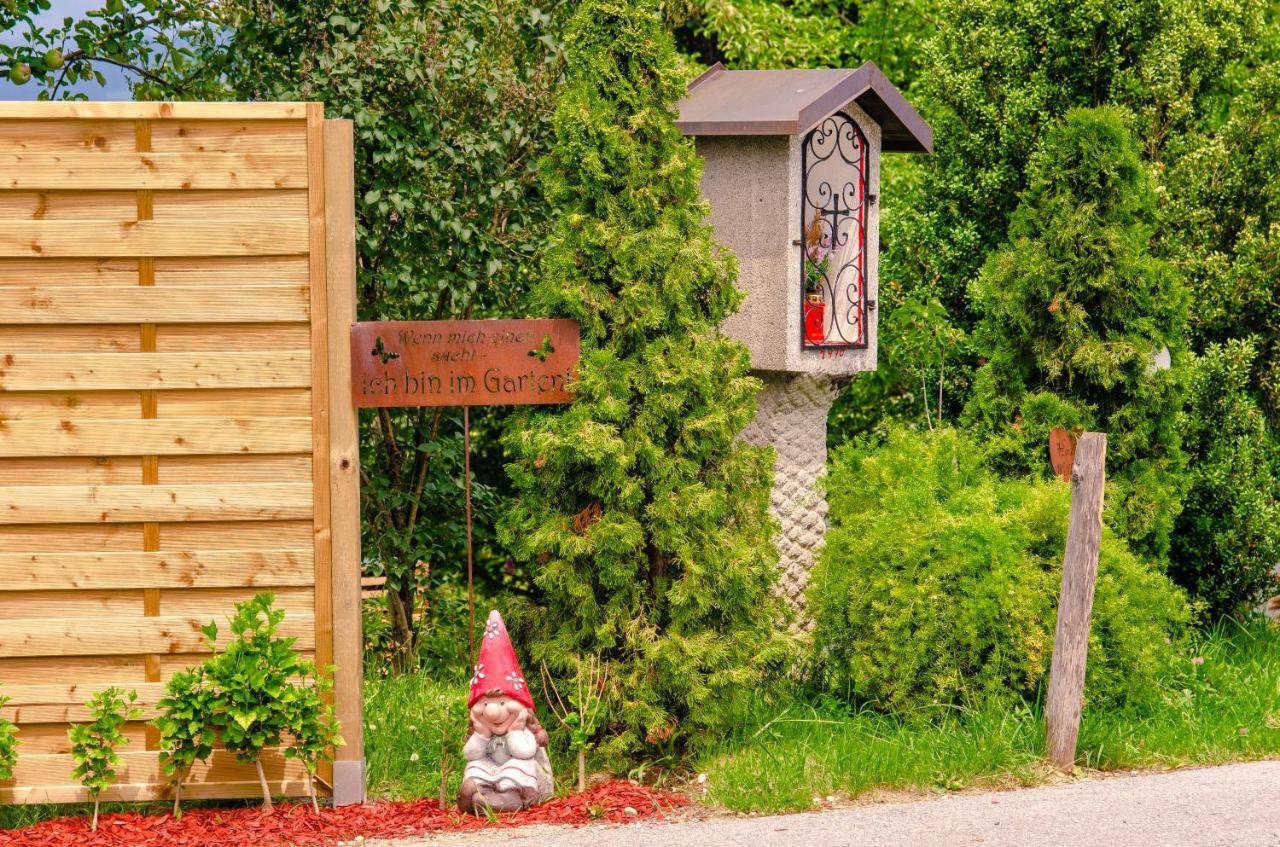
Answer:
0, 781, 688, 847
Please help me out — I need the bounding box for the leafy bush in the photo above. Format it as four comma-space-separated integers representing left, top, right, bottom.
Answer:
158, 594, 340, 812
1170, 340, 1280, 619
809, 427, 1191, 714
964, 107, 1189, 563
153, 669, 217, 817
882, 0, 1260, 322
1162, 64, 1280, 424
281, 668, 344, 813
501, 0, 793, 757
69, 687, 140, 831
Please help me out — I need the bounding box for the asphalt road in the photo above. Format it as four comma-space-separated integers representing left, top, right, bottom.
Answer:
386, 759, 1280, 847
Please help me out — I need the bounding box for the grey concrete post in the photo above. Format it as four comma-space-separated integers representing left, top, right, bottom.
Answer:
741, 372, 839, 625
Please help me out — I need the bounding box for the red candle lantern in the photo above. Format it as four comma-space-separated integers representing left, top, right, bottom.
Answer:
804, 292, 826, 345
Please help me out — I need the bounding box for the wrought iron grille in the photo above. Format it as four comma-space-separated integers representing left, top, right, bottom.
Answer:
801, 111, 869, 349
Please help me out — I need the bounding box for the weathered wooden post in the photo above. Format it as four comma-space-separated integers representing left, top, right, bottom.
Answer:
1045, 431, 1107, 770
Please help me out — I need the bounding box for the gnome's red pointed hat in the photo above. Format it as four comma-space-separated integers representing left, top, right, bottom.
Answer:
468, 609, 534, 710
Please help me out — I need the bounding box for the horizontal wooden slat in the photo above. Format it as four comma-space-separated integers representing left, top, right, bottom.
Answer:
0, 654, 144, 683
3, 703, 157, 724
157, 322, 312, 352
150, 120, 309, 155
0, 482, 313, 524
161, 519, 314, 550
0, 120, 134, 152
152, 189, 310, 220
0, 284, 308, 324
0, 776, 318, 804
16, 722, 148, 754
160, 586, 315, 616
0, 611, 315, 657
4, 682, 164, 708
0, 523, 143, 551
157, 387, 312, 417
0, 102, 309, 120
0, 152, 306, 191
0, 351, 311, 390
0, 391, 140, 420
0, 191, 135, 220
0, 257, 307, 286
0, 457, 142, 485
0, 589, 142, 619
158, 455, 312, 484
0, 749, 314, 804
0, 325, 139, 352
154, 255, 309, 285
0, 219, 308, 257
0, 417, 313, 457
0, 549, 313, 590
0, 257, 139, 285
0, 651, 311, 685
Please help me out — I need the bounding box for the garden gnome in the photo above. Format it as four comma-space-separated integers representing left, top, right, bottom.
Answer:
457, 609, 554, 814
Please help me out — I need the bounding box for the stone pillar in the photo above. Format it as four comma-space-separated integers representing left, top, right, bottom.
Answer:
741, 372, 839, 625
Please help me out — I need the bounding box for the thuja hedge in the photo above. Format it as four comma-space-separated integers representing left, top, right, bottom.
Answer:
500, 0, 793, 757
965, 107, 1189, 566
809, 427, 1191, 714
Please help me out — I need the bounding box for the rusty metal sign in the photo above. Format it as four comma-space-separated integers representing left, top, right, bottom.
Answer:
1049, 426, 1078, 483
350, 319, 579, 408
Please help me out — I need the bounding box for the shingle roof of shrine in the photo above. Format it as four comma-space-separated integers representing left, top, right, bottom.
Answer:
676, 61, 933, 153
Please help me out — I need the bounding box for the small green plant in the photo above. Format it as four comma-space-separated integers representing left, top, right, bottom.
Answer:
541, 655, 609, 793
203, 594, 296, 809
198, 593, 339, 810
153, 668, 217, 817
0, 696, 19, 781
68, 687, 140, 831
281, 671, 343, 813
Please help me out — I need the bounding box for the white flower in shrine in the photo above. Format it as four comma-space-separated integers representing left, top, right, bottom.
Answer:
470, 663, 486, 687
484, 617, 503, 641
505, 672, 525, 691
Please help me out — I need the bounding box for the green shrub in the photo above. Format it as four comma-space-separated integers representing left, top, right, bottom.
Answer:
501, 0, 793, 758
153, 668, 217, 817
69, 687, 140, 831
195, 594, 339, 811
964, 107, 1189, 564
809, 427, 1191, 715
881, 0, 1260, 323
281, 667, 343, 813
1170, 340, 1280, 619
1162, 64, 1280, 424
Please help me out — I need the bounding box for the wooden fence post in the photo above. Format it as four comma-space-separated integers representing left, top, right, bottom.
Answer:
1045, 431, 1107, 771
324, 117, 365, 806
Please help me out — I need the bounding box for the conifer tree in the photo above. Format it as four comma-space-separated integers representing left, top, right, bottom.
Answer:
1171, 340, 1280, 618
501, 0, 791, 755
964, 107, 1189, 564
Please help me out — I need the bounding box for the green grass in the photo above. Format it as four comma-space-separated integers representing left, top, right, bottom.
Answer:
694, 619, 1280, 814
364, 671, 467, 802
1076, 618, 1280, 769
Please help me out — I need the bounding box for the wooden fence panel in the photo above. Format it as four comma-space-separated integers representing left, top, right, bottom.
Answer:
0, 103, 358, 805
